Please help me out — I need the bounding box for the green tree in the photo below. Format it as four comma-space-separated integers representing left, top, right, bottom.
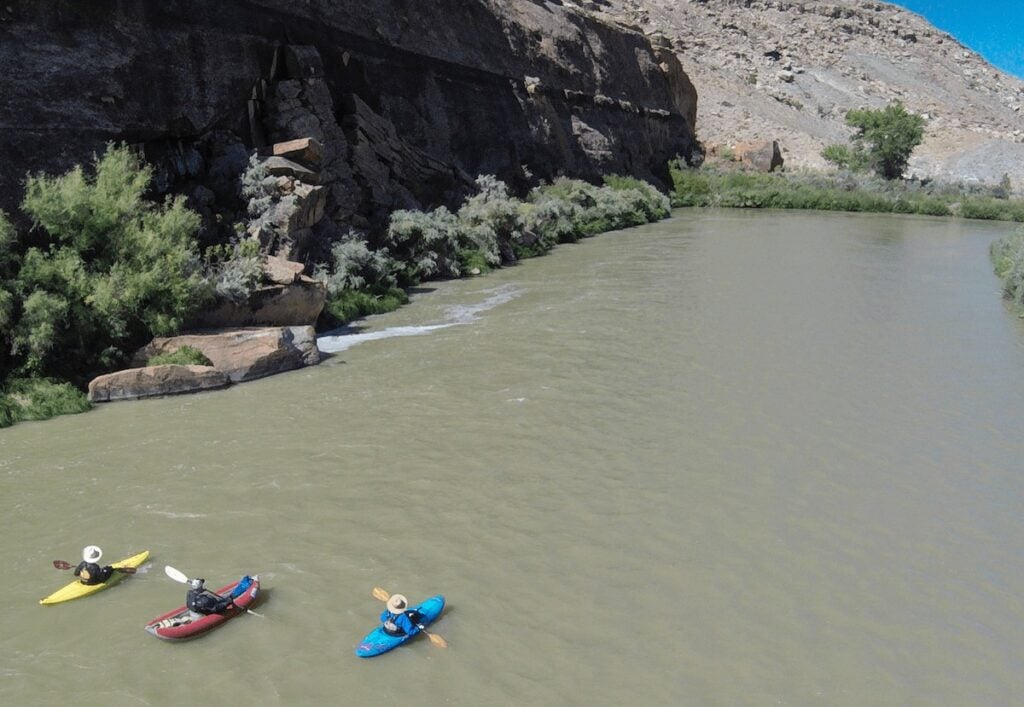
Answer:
12, 144, 208, 384
821, 143, 872, 173
0, 211, 18, 383
844, 103, 925, 180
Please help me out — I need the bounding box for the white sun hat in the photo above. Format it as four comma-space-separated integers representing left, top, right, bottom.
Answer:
82, 545, 103, 563
386, 594, 408, 614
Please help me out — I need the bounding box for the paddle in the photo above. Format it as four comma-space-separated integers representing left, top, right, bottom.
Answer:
164, 565, 264, 618
372, 586, 447, 647
53, 560, 136, 574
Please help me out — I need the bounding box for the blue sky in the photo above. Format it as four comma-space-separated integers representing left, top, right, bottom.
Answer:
892, 1, 1024, 78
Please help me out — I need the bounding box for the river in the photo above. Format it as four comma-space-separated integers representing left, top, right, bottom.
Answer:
2, 210, 1023, 705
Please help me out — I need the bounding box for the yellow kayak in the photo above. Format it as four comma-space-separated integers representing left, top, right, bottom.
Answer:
40, 550, 150, 605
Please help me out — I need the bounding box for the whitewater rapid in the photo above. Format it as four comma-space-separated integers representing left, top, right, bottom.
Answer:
315, 284, 522, 354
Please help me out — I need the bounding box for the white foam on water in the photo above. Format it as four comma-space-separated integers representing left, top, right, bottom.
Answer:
317, 284, 521, 354
317, 322, 455, 354
144, 510, 207, 519
443, 284, 521, 323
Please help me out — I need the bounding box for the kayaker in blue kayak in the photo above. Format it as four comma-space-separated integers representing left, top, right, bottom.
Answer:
74, 545, 114, 585
381, 593, 424, 636
186, 578, 234, 615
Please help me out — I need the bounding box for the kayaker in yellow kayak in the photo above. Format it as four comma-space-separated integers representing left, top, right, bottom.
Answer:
380, 593, 424, 636
186, 578, 234, 615
74, 545, 114, 585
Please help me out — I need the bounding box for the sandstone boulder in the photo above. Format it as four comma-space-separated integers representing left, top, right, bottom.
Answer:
262, 155, 320, 184
272, 137, 323, 167
734, 141, 784, 172
134, 327, 321, 383
263, 255, 305, 285
185, 278, 326, 329
88, 365, 229, 402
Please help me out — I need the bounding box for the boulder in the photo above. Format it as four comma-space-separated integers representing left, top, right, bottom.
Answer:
263, 255, 305, 285
185, 278, 327, 329
88, 365, 229, 402
262, 155, 320, 184
133, 326, 321, 383
734, 141, 785, 172
272, 137, 323, 167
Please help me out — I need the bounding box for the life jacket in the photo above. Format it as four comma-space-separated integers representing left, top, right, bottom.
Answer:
75, 561, 104, 585
188, 588, 230, 615
382, 609, 422, 636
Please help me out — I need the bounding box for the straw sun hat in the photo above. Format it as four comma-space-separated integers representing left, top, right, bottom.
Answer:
386, 594, 408, 614
82, 545, 103, 563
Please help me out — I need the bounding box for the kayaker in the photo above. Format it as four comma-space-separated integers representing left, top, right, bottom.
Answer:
186, 578, 234, 615
73, 545, 114, 585
380, 593, 423, 636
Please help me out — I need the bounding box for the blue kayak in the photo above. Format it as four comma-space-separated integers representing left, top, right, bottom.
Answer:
355, 595, 445, 657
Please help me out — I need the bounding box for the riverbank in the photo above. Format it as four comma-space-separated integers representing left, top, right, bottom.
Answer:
0, 174, 673, 428
670, 163, 1024, 313
670, 164, 1024, 222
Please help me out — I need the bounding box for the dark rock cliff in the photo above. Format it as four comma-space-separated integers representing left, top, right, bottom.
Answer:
0, 0, 700, 254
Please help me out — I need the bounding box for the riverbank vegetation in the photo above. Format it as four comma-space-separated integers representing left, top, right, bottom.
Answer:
0, 145, 671, 427
673, 101, 1024, 223
671, 165, 1024, 223
990, 227, 1024, 310
824, 103, 925, 180
0, 146, 214, 427
316, 174, 670, 328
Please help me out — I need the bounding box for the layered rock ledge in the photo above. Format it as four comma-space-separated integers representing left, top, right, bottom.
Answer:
0, 0, 701, 241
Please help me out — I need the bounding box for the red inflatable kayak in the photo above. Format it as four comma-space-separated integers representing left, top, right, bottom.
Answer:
144, 575, 259, 641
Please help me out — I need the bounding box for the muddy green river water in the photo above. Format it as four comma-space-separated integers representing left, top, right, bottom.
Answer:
2, 210, 1023, 705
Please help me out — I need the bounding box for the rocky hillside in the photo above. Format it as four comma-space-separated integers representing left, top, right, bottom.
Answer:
0, 0, 699, 261
591, 0, 1024, 189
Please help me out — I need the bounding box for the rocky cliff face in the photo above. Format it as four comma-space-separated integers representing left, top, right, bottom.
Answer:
0, 0, 700, 257
594, 0, 1024, 189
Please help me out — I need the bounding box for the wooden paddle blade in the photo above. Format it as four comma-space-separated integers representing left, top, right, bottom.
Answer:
372, 587, 390, 602
53, 560, 73, 570
425, 631, 448, 648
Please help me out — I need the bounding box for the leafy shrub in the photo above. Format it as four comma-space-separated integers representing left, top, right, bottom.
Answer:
0, 378, 90, 427
580, 186, 648, 232
604, 175, 672, 219
0, 210, 17, 381
670, 164, 990, 217
960, 198, 1024, 222
0, 394, 15, 427
991, 228, 1024, 307
321, 288, 409, 327
240, 153, 273, 218
457, 248, 495, 273
323, 173, 671, 322
523, 191, 583, 245
386, 207, 465, 284
147, 345, 213, 367
313, 229, 408, 328
202, 239, 264, 305
669, 165, 713, 207
457, 176, 522, 264
533, 177, 599, 211
845, 103, 925, 180
317, 230, 400, 294
12, 144, 207, 384
822, 144, 872, 172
